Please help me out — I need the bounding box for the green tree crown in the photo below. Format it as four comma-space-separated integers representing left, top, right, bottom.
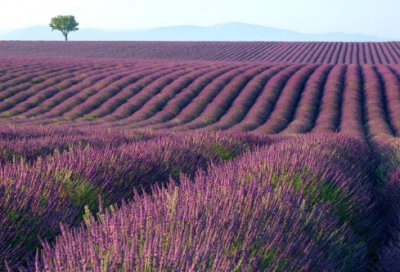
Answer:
49, 15, 79, 41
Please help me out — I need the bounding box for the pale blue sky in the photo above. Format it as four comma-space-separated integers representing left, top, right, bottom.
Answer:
0, 0, 398, 39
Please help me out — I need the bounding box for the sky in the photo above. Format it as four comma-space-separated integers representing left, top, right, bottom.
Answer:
0, 0, 398, 39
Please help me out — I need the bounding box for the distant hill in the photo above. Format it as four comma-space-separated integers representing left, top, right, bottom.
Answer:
0, 23, 389, 42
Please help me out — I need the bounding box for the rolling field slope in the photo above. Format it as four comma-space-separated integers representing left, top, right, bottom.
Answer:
0, 56, 400, 140
1, 41, 400, 64
3, 42, 400, 271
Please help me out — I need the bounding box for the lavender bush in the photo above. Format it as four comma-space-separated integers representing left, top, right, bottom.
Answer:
30, 133, 375, 271
0, 126, 278, 270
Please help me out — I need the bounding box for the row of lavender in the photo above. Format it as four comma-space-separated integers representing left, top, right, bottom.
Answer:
3, 58, 400, 139
64, 62, 400, 138
0, 125, 282, 271
370, 136, 400, 271
16, 130, 384, 271
3, 126, 400, 270
2, 42, 400, 64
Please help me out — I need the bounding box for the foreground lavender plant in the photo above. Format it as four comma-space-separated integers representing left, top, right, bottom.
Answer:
33, 180, 363, 271
0, 126, 278, 270
371, 136, 400, 271
30, 133, 375, 271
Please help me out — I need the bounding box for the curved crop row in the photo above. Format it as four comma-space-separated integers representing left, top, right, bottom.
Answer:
377, 64, 400, 136
254, 64, 319, 134
62, 65, 190, 121
204, 64, 288, 131
0, 63, 52, 84
0, 66, 90, 116
172, 65, 270, 131
37, 65, 175, 119
83, 65, 207, 122
281, 65, 334, 134
100, 67, 193, 122
2, 65, 107, 117
361, 65, 394, 138
149, 64, 259, 130
18, 65, 124, 117
0, 62, 80, 99
23, 64, 140, 118
312, 65, 347, 133
126, 64, 239, 129
228, 64, 304, 132
338, 65, 365, 139
109, 65, 222, 125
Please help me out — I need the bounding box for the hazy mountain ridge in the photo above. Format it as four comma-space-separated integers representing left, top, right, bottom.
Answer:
0, 22, 389, 41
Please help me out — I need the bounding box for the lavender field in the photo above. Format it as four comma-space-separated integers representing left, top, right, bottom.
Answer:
2, 42, 400, 271
1, 41, 400, 64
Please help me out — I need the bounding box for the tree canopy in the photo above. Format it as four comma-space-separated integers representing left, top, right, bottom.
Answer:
49, 15, 79, 41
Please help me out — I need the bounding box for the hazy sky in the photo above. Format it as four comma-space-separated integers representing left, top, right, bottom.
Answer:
1, 0, 398, 39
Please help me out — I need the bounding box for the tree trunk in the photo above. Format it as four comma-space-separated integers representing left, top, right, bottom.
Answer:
64, 35, 68, 41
